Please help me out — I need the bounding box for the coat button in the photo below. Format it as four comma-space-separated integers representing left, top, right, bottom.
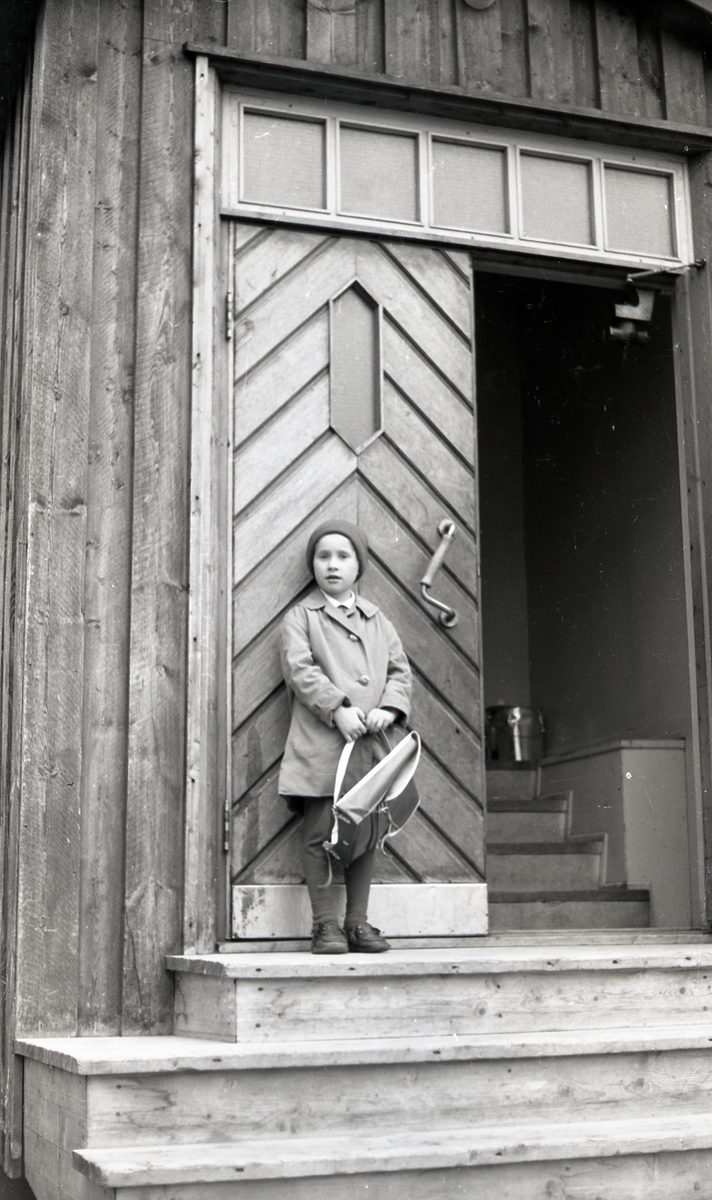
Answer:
358, 675, 370, 685
349, 633, 359, 641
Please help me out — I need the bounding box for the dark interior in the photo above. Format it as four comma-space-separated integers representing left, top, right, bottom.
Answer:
476, 271, 691, 758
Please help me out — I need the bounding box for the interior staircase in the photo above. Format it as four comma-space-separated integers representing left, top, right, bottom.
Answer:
487, 765, 650, 929
17, 938, 712, 1199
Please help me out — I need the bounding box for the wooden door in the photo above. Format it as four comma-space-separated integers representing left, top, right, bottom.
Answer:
229, 223, 485, 938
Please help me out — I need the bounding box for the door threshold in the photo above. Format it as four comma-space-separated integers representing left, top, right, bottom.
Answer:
217, 935, 491, 954
217, 928, 711, 953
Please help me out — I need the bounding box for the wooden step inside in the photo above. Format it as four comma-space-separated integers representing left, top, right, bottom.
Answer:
485, 767, 650, 929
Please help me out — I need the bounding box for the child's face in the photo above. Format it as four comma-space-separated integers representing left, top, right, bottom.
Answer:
313, 534, 360, 600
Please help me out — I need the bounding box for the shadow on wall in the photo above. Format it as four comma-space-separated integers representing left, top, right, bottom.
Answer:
0, 1176, 35, 1199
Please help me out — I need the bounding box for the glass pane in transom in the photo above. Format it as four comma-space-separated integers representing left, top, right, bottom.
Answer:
242, 111, 326, 210
605, 167, 675, 259
339, 125, 419, 222
432, 140, 509, 235
521, 154, 594, 246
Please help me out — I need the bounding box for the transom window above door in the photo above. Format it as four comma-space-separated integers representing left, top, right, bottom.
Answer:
221, 89, 692, 270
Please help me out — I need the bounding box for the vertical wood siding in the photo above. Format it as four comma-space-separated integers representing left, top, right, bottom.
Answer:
78, 0, 142, 1039
122, 0, 197, 1035
14, 0, 101, 1039
0, 56, 33, 1183
226, 0, 712, 127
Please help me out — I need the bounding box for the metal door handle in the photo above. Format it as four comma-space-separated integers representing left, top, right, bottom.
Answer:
421, 520, 458, 627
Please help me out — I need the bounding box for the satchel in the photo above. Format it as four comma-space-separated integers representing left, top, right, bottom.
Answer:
321, 730, 421, 872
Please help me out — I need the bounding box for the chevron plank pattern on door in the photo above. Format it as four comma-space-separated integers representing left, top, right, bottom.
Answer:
230, 223, 484, 912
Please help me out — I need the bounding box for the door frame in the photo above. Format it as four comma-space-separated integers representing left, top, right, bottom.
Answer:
185, 57, 712, 952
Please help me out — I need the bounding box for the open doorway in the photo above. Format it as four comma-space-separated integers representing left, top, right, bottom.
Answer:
476, 272, 695, 929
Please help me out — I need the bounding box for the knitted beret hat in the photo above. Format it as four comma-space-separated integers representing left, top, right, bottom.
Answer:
306, 520, 369, 580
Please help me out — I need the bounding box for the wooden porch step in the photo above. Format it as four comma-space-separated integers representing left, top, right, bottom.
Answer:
168, 945, 712, 1042
19, 1024, 712, 1148
72, 1112, 712, 1196
487, 837, 604, 890
487, 794, 569, 843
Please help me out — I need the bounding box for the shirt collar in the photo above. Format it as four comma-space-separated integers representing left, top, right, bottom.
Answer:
321, 588, 355, 611
305, 588, 379, 618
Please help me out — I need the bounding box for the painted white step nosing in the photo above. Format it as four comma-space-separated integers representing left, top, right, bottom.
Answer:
73, 1113, 712, 1187
16, 1024, 712, 1074
167, 945, 712, 979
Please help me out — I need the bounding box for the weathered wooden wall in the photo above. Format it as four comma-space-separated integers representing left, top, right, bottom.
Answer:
0, 0, 226, 1176
2, 0, 712, 1179
226, 0, 712, 126
0, 49, 33, 1185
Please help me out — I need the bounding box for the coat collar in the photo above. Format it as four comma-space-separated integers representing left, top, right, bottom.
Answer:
305, 588, 379, 618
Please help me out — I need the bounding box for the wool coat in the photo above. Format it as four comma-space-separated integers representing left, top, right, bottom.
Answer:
278, 589, 412, 797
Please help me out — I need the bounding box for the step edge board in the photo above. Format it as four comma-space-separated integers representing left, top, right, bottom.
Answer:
18, 1022, 712, 1074
166, 944, 712, 978
72, 1113, 712, 1185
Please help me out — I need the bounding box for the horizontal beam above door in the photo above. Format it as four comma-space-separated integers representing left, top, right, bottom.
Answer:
184, 44, 712, 157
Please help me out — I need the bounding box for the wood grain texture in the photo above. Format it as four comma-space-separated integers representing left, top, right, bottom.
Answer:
635, 10, 664, 120
382, 381, 476, 531
15, 0, 101, 1043
227, 0, 306, 58
233, 312, 329, 451
594, 1, 641, 116
232, 435, 357, 585
192, 0, 229, 46
456, 0, 503, 94
123, 0, 196, 1033
0, 62, 32, 1182
185, 54, 224, 959
78, 0, 141, 1037
570, 0, 599, 108
233, 374, 330, 514
383, 241, 472, 340
307, 2, 357, 67
527, 0, 574, 106
303, 0, 386, 72
232, 688, 291, 797
222, 0, 712, 136
500, 0, 529, 98
385, 0, 458, 86
661, 29, 707, 126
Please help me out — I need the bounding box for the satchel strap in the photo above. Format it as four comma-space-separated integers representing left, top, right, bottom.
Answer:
334, 731, 396, 804
333, 739, 355, 805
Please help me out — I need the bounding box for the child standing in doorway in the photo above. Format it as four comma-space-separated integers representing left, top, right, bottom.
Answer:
278, 520, 412, 954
